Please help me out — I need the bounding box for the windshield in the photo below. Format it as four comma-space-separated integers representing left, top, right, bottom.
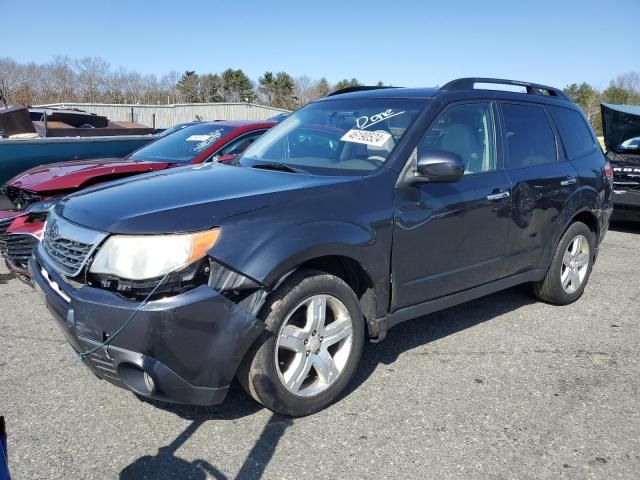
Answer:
239, 98, 426, 175
129, 124, 233, 163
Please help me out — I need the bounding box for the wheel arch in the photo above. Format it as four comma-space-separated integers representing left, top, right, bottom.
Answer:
569, 209, 599, 237
267, 254, 379, 338
558, 208, 601, 264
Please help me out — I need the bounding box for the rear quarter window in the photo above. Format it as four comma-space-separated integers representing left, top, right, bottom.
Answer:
548, 106, 596, 159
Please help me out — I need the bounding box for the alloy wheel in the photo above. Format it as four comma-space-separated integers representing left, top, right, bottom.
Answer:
275, 294, 354, 397
560, 234, 590, 294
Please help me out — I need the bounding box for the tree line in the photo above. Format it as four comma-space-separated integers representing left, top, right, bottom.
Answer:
0, 56, 638, 134
0, 56, 366, 111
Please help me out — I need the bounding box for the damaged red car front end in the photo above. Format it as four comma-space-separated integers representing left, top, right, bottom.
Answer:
0, 210, 45, 281
0, 121, 275, 279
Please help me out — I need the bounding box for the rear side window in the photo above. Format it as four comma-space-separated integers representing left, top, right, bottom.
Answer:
501, 103, 557, 168
548, 106, 595, 158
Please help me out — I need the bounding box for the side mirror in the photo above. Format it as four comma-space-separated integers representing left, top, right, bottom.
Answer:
415, 150, 464, 183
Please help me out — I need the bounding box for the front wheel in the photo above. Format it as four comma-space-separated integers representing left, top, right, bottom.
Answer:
533, 221, 595, 305
237, 270, 364, 417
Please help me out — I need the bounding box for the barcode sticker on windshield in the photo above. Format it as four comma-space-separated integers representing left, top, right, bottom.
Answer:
341, 129, 392, 147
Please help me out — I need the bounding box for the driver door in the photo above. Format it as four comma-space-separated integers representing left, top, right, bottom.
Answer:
391, 101, 512, 310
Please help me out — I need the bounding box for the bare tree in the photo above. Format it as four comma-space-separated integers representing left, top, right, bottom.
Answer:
613, 72, 640, 95
161, 71, 181, 104
123, 71, 145, 104
294, 76, 316, 106
74, 56, 109, 102
42, 56, 76, 103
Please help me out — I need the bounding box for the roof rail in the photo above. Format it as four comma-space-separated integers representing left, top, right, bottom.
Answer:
326, 85, 399, 97
440, 77, 570, 101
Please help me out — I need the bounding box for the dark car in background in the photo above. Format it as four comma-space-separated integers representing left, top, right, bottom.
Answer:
0, 120, 274, 278
601, 103, 640, 221
31, 78, 612, 416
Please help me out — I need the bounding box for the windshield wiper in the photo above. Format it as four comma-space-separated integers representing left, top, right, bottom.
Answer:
251, 162, 309, 174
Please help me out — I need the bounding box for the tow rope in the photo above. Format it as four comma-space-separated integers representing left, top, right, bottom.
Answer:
76, 272, 171, 362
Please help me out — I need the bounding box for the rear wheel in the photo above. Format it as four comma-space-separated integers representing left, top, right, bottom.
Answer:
533, 221, 594, 305
237, 270, 364, 417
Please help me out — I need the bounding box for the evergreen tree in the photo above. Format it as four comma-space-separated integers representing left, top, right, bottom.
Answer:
177, 71, 199, 103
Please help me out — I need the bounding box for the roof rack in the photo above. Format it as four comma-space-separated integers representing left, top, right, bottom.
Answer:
326, 85, 399, 97
440, 77, 570, 101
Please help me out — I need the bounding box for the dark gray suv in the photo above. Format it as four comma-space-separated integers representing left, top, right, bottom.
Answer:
31, 78, 613, 416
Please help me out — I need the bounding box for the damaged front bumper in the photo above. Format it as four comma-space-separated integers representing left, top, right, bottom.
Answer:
0, 211, 44, 280
30, 251, 265, 406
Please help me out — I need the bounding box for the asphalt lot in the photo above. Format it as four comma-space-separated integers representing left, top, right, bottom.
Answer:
1, 222, 639, 479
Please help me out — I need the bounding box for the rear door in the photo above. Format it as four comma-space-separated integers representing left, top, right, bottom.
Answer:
499, 102, 579, 276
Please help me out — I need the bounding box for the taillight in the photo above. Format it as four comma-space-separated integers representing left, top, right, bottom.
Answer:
604, 162, 613, 183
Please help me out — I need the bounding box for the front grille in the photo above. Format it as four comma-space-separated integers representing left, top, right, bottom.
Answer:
613, 165, 640, 192
0, 218, 11, 255
42, 236, 94, 276
0, 217, 11, 236
39, 211, 107, 278
2, 234, 38, 268
613, 180, 640, 192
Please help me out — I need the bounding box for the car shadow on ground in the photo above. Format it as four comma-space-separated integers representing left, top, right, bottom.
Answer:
122, 380, 292, 479
344, 283, 537, 397
120, 284, 536, 479
119, 412, 292, 480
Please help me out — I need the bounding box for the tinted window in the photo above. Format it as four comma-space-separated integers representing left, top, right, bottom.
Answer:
419, 102, 496, 174
502, 104, 557, 168
548, 106, 595, 158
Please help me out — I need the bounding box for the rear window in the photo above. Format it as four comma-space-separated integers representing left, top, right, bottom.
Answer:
502, 103, 557, 168
548, 106, 595, 158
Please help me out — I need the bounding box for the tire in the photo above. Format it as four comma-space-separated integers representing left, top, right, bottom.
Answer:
237, 269, 365, 417
533, 221, 595, 305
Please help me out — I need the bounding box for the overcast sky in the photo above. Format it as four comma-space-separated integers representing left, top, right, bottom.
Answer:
2, 0, 638, 89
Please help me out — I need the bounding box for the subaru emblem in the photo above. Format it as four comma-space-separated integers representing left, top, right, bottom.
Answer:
47, 220, 59, 240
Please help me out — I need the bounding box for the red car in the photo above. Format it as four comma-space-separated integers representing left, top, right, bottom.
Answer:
0, 120, 275, 278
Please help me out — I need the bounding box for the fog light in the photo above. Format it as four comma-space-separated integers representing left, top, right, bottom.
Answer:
118, 364, 156, 396
143, 372, 155, 393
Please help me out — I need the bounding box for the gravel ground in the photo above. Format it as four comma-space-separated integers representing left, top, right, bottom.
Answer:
1, 222, 639, 479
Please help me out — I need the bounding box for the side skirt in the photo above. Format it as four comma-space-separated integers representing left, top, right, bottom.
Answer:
371, 269, 547, 342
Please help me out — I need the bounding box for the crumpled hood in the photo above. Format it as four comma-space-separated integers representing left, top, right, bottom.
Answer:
58, 163, 354, 234
7, 157, 169, 193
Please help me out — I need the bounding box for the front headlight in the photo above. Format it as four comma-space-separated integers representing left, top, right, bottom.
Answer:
89, 228, 220, 280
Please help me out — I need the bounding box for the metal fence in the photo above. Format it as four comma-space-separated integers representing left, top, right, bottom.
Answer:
37, 102, 290, 128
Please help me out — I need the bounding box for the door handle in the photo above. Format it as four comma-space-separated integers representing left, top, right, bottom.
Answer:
560, 177, 577, 186
486, 191, 510, 201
